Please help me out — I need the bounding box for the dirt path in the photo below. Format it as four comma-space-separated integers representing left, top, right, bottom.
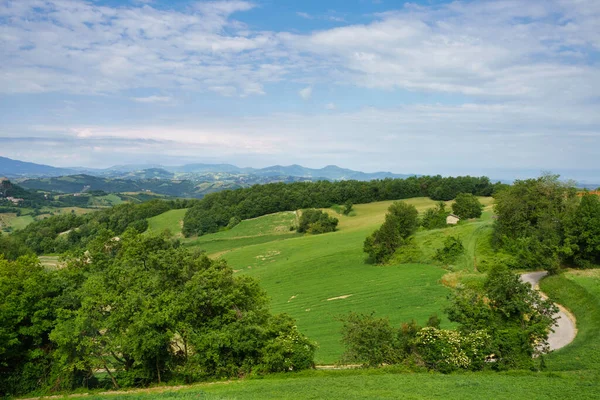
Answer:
520, 271, 577, 351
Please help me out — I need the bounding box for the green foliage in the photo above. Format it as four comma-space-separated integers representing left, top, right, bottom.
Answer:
9, 199, 194, 255
0, 232, 34, 260
0, 255, 62, 396
363, 202, 419, 264
451, 193, 483, 219
297, 209, 338, 234
183, 176, 496, 237
339, 313, 403, 367
227, 216, 242, 229
339, 312, 490, 373
414, 327, 491, 373
342, 201, 353, 216
562, 193, 600, 268
493, 174, 583, 272
446, 265, 558, 370
434, 236, 464, 265
420, 202, 448, 230
0, 233, 314, 396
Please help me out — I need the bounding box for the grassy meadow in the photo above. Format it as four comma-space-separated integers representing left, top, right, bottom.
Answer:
20, 195, 600, 399
83, 369, 599, 400
163, 197, 493, 363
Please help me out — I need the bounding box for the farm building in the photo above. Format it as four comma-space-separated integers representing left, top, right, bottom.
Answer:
446, 214, 460, 225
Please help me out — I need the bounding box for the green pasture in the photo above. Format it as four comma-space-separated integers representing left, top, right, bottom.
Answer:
85, 370, 599, 400
540, 270, 600, 371
146, 208, 189, 236
204, 198, 464, 363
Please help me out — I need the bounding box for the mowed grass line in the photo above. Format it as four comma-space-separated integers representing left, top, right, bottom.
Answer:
85, 370, 599, 400
540, 270, 600, 371
184, 211, 300, 256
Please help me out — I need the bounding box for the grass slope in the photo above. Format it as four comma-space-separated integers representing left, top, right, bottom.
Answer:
85, 370, 599, 400
213, 198, 457, 363
185, 211, 301, 256
146, 208, 189, 236
540, 270, 600, 371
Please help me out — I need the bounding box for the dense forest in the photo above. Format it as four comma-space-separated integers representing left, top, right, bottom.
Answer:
183, 175, 499, 236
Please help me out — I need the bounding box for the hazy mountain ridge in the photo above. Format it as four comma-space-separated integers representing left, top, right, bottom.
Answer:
0, 156, 412, 181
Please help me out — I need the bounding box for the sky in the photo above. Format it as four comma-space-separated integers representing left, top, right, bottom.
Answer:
0, 0, 599, 180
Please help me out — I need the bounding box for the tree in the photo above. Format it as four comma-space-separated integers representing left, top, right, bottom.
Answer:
342, 201, 354, 216
452, 193, 483, 219
2, 232, 315, 396
297, 209, 338, 234
363, 202, 419, 263
493, 174, 578, 272
421, 201, 448, 229
0, 255, 61, 396
562, 192, 600, 268
446, 265, 557, 370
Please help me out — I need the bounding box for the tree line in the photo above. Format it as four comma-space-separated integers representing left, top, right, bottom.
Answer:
493, 174, 600, 272
6, 199, 196, 256
183, 175, 499, 237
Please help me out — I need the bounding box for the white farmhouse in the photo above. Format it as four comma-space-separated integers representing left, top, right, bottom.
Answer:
446, 214, 460, 225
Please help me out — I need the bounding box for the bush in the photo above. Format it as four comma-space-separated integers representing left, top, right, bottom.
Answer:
298, 209, 338, 234
343, 201, 354, 216
414, 327, 491, 373
364, 202, 419, 264
452, 193, 483, 219
434, 236, 464, 265
421, 202, 448, 230
339, 313, 403, 367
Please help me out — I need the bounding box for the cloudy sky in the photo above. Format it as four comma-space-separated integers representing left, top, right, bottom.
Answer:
0, 0, 599, 179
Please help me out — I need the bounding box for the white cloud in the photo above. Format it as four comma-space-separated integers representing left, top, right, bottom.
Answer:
296, 12, 312, 19
325, 103, 336, 110
299, 86, 312, 100
0, 0, 278, 96
131, 96, 172, 103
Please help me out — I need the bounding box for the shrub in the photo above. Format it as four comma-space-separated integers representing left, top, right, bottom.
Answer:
298, 209, 338, 234
421, 202, 448, 230
414, 327, 491, 373
339, 313, 402, 367
452, 193, 483, 219
364, 202, 419, 264
434, 236, 464, 265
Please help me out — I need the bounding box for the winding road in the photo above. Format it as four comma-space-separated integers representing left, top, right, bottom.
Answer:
520, 271, 577, 351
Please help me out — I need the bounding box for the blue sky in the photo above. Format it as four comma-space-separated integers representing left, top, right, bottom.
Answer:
0, 0, 599, 180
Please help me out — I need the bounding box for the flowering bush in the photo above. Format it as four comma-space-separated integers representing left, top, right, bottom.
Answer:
414, 327, 491, 373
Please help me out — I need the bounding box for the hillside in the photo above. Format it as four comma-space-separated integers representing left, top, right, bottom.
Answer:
79, 195, 600, 399
1, 155, 414, 181
0, 156, 77, 177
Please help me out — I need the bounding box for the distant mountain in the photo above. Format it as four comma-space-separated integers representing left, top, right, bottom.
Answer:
18, 174, 315, 198
0, 156, 77, 178
253, 164, 410, 180
1, 156, 414, 181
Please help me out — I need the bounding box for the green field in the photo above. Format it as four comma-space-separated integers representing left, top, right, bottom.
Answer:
189, 197, 490, 363
540, 270, 600, 371
185, 211, 301, 256
146, 208, 189, 236
69, 268, 600, 400
17, 196, 600, 399
84, 370, 599, 400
